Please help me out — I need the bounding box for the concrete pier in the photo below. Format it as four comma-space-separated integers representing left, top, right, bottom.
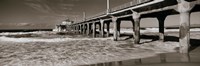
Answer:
82, 24, 84, 34
69, 0, 200, 53
132, 11, 141, 44
112, 16, 118, 41
92, 22, 96, 38
87, 23, 90, 35
106, 22, 110, 37
157, 14, 167, 42
100, 20, 105, 37
176, 0, 193, 53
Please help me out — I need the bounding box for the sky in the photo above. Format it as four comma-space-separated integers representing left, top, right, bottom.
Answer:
0, 0, 199, 29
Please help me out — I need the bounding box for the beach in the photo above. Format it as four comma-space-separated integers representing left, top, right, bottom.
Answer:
0, 28, 199, 66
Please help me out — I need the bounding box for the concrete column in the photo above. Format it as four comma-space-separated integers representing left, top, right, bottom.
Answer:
78, 25, 80, 33
98, 23, 101, 36
74, 25, 75, 32
106, 22, 110, 37
92, 22, 96, 38
72, 25, 73, 31
72, 25, 74, 31
74, 25, 76, 32
131, 19, 135, 39
89, 23, 92, 34
71, 25, 73, 31
75, 25, 77, 33
81, 24, 84, 34
65, 25, 68, 31
100, 20, 105, 37
79, 24, 82, 33
83, 24, 86, 34
85, 24, 87, 34
112, 16, 118, 41
132, 11, 141, 44
68, 25, 70, 31
58, 26, 61, 32
80, 25, 82, 33
177, 0, 193, 53
76, 25, 78, 33
67, 25, 69, 31
179, 10, 190, 53
117, 20, 121, 37
72, 25, 74, 32
87, 23, 90, 35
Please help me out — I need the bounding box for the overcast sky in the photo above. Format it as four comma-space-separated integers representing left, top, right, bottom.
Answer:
0, 0, 199, 29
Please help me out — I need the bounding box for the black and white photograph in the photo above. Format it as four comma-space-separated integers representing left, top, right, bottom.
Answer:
0, 0, 200, 66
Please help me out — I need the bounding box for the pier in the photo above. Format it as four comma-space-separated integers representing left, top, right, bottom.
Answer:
68, 0, 200, 53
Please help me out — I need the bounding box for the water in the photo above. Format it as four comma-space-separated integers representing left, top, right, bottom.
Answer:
81, 47, 200, 66
2, 32, 200, 66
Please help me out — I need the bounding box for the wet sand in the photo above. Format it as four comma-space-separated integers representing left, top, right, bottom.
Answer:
82, 31, 200, 66
84, 49, 200, 66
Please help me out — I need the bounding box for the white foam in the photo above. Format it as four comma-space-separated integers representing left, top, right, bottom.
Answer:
0, 31, 54, 36
0, 36, 71, 42
0, 36, 113, 43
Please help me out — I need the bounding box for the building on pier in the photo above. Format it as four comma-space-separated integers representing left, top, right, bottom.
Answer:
53, 19, 74, 32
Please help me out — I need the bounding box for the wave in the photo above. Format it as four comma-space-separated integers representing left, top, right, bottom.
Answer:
0, 36, 113, 43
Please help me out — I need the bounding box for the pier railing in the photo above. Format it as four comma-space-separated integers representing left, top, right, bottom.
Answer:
111, 0, 152, 12
86, 11, 107, 20
86, 0, 153, 20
